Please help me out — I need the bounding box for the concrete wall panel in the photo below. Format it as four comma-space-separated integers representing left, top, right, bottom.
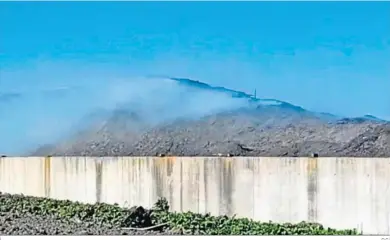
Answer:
0, 156, 389, 234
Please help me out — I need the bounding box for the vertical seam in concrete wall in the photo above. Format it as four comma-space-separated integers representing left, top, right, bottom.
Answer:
223, 159, 233, 216
167, 157, 174, 208
153, 159, 163, 199
95, 160, 102, 203
44, 156, 51, 198
180, 160, 183, 212
203, 159, 208, 213
196, 160, 200, 213
307, 158, 318, 223
252, 158, 255, 219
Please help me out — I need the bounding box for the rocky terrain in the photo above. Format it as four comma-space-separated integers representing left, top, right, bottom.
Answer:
32, 77, 390, 157
0, 213, 179, 235
0, 192, 178, 235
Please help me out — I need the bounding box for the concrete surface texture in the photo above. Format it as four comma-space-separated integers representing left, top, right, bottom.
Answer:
0, 156, 389, 234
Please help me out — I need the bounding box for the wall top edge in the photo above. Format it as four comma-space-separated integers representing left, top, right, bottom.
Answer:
1, 156, 390, 160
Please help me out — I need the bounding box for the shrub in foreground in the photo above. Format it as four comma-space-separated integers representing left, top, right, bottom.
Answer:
0, 193, 360, 235
151, 198, 359, 235
0, 193, 152, 228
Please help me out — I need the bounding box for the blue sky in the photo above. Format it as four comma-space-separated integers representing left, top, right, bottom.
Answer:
0, 2, 389, 122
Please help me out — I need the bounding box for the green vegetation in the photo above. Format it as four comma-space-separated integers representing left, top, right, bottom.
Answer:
0, 193, 360, 235
0, 193, 152, 229
151, 198, 360, 235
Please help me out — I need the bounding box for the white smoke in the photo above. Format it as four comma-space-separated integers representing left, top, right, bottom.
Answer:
0, 62, 251, 155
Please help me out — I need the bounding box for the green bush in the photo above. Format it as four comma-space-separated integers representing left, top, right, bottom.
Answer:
0, 193, 360, 235
0, 193, 153, 228
151, 198, 360, 235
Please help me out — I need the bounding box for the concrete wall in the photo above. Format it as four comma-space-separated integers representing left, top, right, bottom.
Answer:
0, 156, 389, 234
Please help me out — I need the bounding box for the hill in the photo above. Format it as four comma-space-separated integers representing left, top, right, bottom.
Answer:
32, 77, 390, 157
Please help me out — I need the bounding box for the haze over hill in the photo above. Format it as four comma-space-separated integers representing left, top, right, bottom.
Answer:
1, 2, 389, 157
29, 77, 390, 157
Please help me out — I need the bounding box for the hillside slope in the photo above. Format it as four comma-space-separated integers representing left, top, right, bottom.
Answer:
32, 77, 390, 157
